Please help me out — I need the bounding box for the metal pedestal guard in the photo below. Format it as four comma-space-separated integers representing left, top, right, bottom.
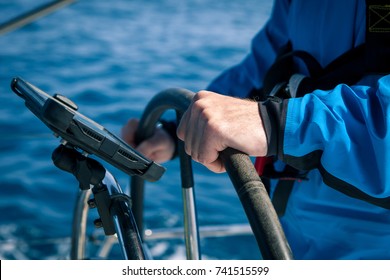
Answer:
71, 188, 91, 259
131, 88, 293, 260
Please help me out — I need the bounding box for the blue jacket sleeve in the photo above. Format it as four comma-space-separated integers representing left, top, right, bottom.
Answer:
206, 0, 290, 98
276, 75, 390, 208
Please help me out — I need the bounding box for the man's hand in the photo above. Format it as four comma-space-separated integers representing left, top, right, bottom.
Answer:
177, 90, 267, 173
121, 118, 175, 163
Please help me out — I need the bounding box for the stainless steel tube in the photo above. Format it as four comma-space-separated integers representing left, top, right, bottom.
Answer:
182, 187, 201, 260
70, 188, 91, 260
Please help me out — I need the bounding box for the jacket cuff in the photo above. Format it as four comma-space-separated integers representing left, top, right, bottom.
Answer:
258, 96, 288, 158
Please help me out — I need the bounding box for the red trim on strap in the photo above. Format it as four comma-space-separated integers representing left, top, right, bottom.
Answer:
254, 156, 273, 176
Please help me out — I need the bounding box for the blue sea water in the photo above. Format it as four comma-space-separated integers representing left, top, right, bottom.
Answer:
0, 0, 271, 259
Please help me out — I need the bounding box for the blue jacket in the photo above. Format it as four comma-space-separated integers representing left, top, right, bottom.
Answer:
207, 0, 390, 259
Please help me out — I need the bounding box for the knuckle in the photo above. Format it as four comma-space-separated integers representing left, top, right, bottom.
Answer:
197, 155, 209, 165
199, 107, 211, 120
196, 90, 209, 98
